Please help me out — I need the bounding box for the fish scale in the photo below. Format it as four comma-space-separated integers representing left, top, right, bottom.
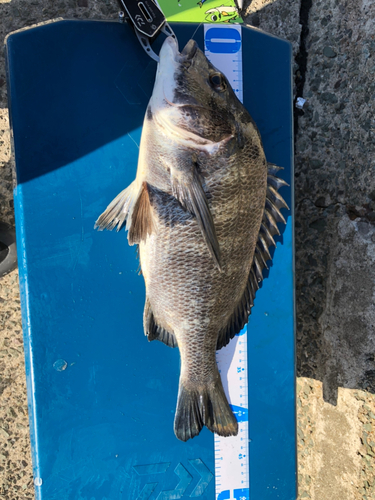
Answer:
203, 24, 250, 500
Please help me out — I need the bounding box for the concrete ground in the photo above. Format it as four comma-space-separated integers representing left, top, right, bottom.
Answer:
0, 0, 374, 499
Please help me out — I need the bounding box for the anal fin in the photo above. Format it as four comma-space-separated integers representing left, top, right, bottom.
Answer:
143, 297, 178, 348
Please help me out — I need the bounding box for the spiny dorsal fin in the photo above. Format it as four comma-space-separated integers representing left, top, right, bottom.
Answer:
171, 166, 221, 271
143, 297, 178, 348
216, 163, 288, 350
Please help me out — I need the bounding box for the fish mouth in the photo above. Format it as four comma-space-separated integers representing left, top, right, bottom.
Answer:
180, 40, 198, 61
160, 36, 198, 63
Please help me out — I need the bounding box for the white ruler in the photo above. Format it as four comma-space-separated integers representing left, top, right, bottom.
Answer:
204, 25, 249, 500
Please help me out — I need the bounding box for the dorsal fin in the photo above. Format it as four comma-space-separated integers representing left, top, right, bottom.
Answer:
143, 297, 178, 348
216, 163, 289, 350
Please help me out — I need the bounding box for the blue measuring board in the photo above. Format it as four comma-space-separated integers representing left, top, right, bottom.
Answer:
5, 20, 296, 500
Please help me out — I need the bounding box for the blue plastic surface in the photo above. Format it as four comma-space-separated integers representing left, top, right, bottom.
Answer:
6, 20, 296, 500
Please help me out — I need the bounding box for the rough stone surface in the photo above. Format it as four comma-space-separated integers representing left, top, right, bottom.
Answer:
244, 0, 301, 57
0, 271, 33, 499
0, 0, 375, 499
245, 0, 375, 497
297, 379, 363, 500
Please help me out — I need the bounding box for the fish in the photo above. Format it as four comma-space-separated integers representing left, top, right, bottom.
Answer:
95, 36, 288, 441
204, 5, 239, 23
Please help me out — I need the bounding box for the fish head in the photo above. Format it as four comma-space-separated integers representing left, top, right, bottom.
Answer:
204, 6, 237, 22
149, 36, 249, 153
204, 8, 221, 22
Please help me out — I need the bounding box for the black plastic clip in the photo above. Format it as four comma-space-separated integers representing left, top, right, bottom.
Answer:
118, 0, 176, 62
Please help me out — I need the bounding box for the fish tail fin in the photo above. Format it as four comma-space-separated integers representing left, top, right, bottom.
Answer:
174, 378, 238, 441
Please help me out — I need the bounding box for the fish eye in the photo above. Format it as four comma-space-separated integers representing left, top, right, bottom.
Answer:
209, 72, 227, 92
211, 14, 218, 21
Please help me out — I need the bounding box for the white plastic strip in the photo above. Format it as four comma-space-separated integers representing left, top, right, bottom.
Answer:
204, 24, 243, 102
204, 25, 249, 500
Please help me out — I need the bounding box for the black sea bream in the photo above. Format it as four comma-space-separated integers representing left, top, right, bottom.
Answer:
95, 36, 288, 441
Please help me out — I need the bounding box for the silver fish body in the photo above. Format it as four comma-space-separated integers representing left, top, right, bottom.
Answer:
96, 36, 288, 441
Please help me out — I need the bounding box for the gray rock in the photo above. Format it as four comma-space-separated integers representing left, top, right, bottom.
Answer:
310, 159, 323, 169
323, 46, 337, 58
320, 92, 338, 104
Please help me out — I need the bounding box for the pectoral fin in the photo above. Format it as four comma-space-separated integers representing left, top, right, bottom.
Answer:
171, 166, 221, 270
95, 181, 155, 245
